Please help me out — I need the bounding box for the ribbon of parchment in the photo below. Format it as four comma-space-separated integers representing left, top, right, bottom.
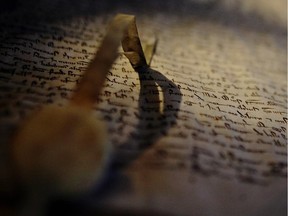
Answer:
71, 14, 151, 107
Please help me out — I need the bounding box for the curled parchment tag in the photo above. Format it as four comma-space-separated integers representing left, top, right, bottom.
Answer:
71, 13, 149, 107
11, 14, 153, 198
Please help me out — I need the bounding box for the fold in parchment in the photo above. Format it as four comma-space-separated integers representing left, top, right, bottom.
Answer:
71, 14, 148, 108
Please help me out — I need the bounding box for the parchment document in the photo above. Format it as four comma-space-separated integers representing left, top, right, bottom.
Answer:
0, 1, 286, 215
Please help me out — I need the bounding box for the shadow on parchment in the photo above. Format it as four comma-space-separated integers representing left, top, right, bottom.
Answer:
111, 66, 182, 169
97, 66, 182, 194
48, 67, 182, 215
